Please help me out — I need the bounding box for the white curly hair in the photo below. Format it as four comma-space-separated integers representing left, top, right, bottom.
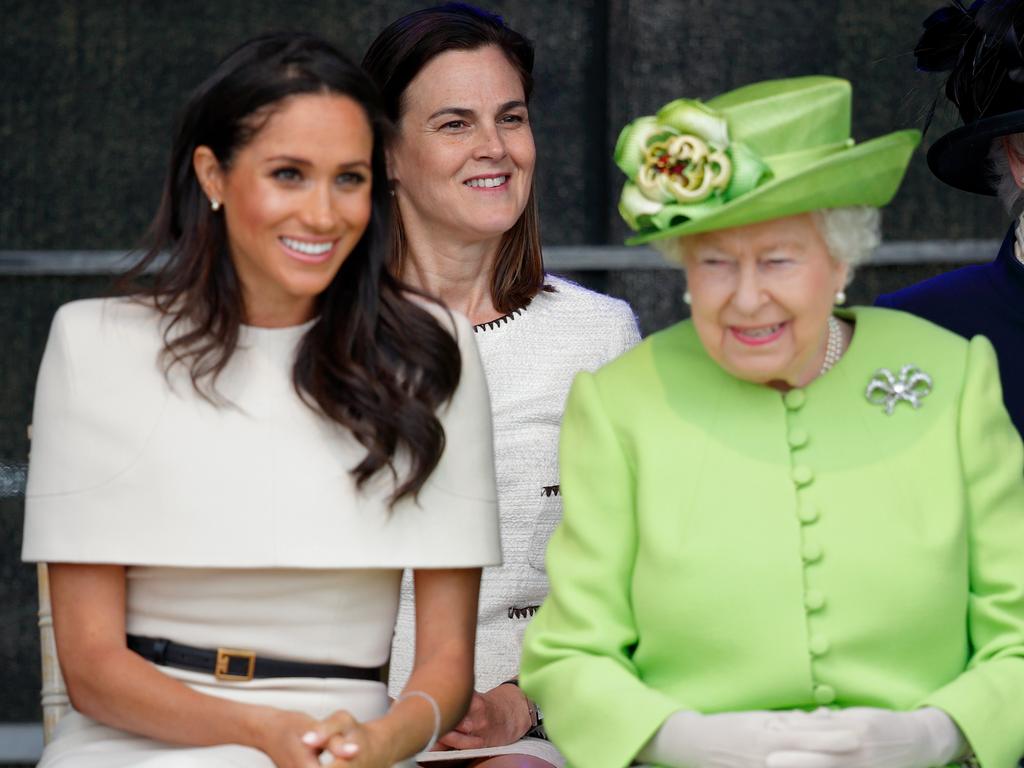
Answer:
989, 132, 1024, 216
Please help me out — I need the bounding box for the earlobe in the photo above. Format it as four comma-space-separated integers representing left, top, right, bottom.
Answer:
193, 146, 225, 206
385, 146, 402, 186
835, 262, 850, 295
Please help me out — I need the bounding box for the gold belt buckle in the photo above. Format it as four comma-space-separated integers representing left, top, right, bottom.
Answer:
214, 648, 255, 681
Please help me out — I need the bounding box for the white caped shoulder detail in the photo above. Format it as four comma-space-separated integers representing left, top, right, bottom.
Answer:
25, 299, 170, 498
22, 298, 500, 569
414, 304, 498, 502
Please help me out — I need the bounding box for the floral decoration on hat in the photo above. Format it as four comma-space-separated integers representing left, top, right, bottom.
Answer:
614, 77, 920, 245
615, 99, 772, 233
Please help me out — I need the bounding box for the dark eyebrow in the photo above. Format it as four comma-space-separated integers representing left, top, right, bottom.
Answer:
427, 107, 474, 121
267, 156, 371, 171
268, 155, 312, 165
498, 100, 527, 113
427, 100, 528, 122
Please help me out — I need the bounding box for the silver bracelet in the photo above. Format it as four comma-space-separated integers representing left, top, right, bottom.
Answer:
397, 690, 441, 753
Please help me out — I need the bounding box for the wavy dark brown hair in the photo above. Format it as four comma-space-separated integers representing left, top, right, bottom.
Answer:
362, 3, 548, 314
122, 32, 461, 503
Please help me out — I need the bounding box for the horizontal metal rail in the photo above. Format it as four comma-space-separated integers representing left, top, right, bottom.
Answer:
0, 240, 999, 275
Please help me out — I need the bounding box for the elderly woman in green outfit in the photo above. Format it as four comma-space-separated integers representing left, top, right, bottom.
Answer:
520, 76, 1024, 768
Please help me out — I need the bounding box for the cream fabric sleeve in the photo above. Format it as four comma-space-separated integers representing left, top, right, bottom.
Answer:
605, 298, 642, 361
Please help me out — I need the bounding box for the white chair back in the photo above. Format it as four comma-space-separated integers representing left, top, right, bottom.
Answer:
37, 563, 70, 742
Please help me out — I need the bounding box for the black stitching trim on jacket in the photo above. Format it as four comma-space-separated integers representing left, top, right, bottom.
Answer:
542, 484, 560, 497
473, 307, 525, 333
508, 605, 541, 619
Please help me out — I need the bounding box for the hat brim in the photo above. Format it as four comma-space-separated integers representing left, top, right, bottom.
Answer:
926, 109, 1024, 196
625, 129, 921, 245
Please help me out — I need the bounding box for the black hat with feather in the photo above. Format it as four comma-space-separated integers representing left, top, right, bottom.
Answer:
918, 0, 1024, 194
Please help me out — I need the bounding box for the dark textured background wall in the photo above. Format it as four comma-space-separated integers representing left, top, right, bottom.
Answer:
0, 0, 1012, 730
0, 0, 1009, 251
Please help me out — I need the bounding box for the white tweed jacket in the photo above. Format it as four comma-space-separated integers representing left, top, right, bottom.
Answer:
389, 275, 641, 692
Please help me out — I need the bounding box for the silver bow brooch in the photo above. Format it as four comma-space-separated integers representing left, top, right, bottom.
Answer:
865, 365, 933, 415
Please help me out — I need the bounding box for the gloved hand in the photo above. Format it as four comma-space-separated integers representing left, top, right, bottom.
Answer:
636, 709, 861, 768
764, 707, 965, 768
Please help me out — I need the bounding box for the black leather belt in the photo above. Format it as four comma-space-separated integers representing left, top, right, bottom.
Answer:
127, 634, 384, 683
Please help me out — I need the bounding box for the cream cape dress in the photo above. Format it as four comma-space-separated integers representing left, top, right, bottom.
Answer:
22, 298, 502, 767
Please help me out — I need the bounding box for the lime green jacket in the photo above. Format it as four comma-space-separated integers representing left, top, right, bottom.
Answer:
520, 307, 1024, 768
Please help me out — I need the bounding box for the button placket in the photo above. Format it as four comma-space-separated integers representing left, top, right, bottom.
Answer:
804, 589, 826, 612
792, 465, 814, 486
783, 388, 834, 706
783, 389, 806, 411
787, 427, 809, 448
813, 684, 836, 705
801, 541, 823, 563
809, 635, 831, 657
797, 501, 819, 525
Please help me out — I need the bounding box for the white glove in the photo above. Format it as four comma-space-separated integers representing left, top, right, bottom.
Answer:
764, 707, 965, 768
636, 709, 861, 768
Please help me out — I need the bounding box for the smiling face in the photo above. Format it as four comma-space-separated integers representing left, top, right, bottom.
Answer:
682, 213, 849, 388
389, 45, 536, 248
194, 93, 374, 326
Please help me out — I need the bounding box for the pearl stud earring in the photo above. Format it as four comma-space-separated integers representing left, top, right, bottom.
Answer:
210, 199, 221, 212
683, 290, 692, 305
834, 289, 847, 305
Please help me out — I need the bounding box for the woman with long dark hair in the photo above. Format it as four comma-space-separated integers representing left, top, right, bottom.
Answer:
363, 5, 640, 766
22, 32, 499, 768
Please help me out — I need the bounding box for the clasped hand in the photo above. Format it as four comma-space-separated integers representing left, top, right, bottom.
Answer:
261, 708, 390, 768
433, 683, 532, 750
763, 707, 963, 768
650, 706, 962, 768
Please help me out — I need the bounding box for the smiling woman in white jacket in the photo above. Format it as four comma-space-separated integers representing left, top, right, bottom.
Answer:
22, 31, 500, 768
363, 6, 640, 767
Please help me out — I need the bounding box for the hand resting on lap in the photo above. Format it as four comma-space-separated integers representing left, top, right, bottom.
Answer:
637, 706, 963, 768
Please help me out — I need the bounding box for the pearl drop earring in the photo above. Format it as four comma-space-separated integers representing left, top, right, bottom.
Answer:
683, 290, 692, 305
834, 289, 847, 305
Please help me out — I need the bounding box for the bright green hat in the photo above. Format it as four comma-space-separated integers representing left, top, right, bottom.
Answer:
615, 76, 921, 245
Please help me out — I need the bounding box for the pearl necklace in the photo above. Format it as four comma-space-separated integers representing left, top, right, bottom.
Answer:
819, 315, 843, 376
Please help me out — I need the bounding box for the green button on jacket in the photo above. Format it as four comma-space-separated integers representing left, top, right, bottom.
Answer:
520, 308, 1024, 768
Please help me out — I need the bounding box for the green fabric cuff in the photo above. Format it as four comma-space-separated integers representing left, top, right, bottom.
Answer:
921, 657, 1024, 768
522, 656, 679, 768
